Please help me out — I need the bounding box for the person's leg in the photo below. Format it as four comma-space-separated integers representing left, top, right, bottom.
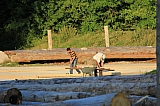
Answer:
95, 62, 101, 76
73, 59, 81, 73
94, 69, 98, 76
70, 62, 73, 74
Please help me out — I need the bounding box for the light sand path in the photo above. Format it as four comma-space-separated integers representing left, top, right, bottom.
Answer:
0, 62, 156, 81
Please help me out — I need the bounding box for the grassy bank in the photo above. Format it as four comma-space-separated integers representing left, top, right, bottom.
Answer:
27, 28, 155, 50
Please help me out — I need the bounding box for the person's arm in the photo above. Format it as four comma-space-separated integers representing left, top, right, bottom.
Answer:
101, 62, 104, 67
70, 57, 73, 63
70, 56, 75, 63
95, 60, 101, 68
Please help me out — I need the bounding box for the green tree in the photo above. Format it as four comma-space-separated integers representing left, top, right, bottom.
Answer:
119, 0, 156, 30
0, 0, 156, 50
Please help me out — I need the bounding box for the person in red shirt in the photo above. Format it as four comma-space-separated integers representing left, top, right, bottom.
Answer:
67, 48, 81, 74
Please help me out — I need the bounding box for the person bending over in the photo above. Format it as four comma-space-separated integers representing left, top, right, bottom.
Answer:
93, 52, 106, 76
93, 52, 106, 68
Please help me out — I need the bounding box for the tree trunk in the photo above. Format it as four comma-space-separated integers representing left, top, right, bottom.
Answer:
157, 0, 160, 105
21, 91, 91, 102
15, 93, 157, 106
18, 82, 155, 101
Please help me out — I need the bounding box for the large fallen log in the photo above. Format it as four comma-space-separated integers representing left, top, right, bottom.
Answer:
58, 93, 156, 106
20, 93, 157, 106
0, 93, 117, 106
0, 88, 22, 105
0, 94, 156, 106
62, 93, 118, 106
4, 46, 156, 63
21, 91, 91, 102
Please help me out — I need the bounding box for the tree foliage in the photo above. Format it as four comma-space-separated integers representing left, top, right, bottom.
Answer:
0, 0, 156, 50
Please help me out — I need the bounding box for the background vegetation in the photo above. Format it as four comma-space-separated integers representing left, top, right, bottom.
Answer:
0, 0, 156, 50
30, 28, 156, 50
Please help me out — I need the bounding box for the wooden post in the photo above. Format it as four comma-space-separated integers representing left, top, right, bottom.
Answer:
156, 0, 160, 105
47, 30, 52, 50
104, 26, 109, 47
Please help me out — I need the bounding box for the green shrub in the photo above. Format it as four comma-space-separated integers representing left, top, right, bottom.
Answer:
0, 62, 20, 67
145, 70, 156, 75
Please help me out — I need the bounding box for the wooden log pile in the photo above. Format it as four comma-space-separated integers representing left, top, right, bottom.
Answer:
4, 46, 156, 63
0, 74, 157, 105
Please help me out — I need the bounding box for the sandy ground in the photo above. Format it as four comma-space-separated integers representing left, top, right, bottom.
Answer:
0, 62, 156, 81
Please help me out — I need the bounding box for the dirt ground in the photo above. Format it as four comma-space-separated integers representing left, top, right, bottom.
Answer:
0, 61, 156, 81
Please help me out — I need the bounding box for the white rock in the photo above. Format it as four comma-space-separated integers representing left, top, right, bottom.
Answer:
0, 51, 10, 63
81, 47, 87, 50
